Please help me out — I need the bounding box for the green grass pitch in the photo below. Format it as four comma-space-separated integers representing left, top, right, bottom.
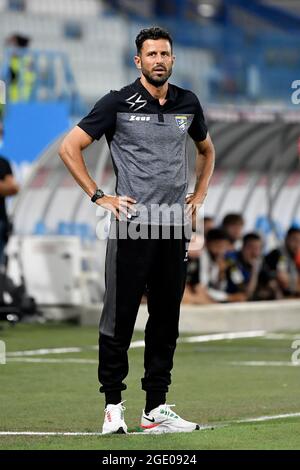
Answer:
0, 322, 300, 450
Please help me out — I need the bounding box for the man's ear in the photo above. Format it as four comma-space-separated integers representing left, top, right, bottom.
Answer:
134, 55, 142, 70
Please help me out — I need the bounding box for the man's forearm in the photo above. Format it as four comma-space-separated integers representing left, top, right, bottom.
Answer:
194, 147, 215, 196
59, 142, 97, 198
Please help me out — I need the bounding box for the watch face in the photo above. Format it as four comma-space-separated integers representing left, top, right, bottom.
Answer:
92, 189, 104, 202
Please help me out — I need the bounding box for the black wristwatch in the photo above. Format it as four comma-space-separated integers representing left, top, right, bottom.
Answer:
91, 188, 105, 203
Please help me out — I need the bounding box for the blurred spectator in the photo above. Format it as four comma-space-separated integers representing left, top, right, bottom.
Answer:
0, 116, 3, 148
0, 155, 19, 266
262, 227, 300, 298
226, 232, 263, 300
184, 223, 300, 304
5, 34, 35, 102
183, 228, 244, 304
221, 213, 244, 250
204, 215, 214, 237
183, 232, 210, 303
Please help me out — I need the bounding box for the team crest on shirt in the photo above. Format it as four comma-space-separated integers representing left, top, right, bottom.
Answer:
175, 115, 188, 132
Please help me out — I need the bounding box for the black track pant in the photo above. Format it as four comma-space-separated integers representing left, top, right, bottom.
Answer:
98, 222, 189, 395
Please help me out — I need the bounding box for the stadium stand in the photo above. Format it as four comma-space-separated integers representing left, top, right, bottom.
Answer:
0, 10, 126, 101
1, 0, 300, 104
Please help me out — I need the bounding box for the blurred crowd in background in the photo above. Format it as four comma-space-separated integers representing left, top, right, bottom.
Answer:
183, 214, 300, 304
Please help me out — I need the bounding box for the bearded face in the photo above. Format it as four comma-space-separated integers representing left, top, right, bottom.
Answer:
135, 39, 174, 88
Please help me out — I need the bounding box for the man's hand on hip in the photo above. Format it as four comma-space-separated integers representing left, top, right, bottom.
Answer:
96, 194, 137, 220
185, 190, 207, 217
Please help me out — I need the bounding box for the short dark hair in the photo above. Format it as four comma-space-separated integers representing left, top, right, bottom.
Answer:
135, 26, 173, 54
243, 232, 261, 246
206, 228, 230, 243
222, 213, 244, 226
286, 226, 300, 238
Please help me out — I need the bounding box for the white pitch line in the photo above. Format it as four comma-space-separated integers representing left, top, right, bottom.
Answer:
7, 347, 83, 357
7, 358, 300, 366
1, 411, 300, 437
6, 331, 268, 358
5, 342, 140, 357
265, 333, 300, 340
7, 358, 98, 364
231, 361, 300, 367
179, 330, 266, 343
129, 340, 145, 349
236, 412, 300, 423
0, 431, 102, 436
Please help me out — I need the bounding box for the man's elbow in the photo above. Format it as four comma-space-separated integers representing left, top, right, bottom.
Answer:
59, 137, 80, 164
8, 183, 19, 196
58, 139, 68, 161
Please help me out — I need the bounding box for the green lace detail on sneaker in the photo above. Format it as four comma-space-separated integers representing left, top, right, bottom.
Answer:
160, 405, 179, 419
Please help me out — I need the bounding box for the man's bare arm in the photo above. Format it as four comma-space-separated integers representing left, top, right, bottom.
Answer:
0, 175, 19, 197
59, 126, 97, 197
59, 126, 136, 219
186, 133, 215, 210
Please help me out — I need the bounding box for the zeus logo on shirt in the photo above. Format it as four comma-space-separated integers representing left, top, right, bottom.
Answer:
129, 115, 150, 121
126, 93, 147, 111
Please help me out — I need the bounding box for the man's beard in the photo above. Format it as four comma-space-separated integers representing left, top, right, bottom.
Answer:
142, 66, 172, 88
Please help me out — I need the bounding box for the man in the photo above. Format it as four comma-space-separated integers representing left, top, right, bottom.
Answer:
5, 34, 35, 102
0, 155, 19, 266
59, 27, 215, 434
262, 227, 300, 297
226, 232, 263, 300
204, 215, 214, 237
221, 213, 244, 250
184, 228, 245, 303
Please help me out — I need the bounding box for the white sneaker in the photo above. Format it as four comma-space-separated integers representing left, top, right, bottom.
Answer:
141, 403, 200, 434
102, 400, 128, 435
